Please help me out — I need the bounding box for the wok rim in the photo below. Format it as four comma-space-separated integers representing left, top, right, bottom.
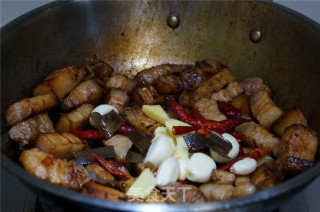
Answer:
2, 153, 320, 211
1, 1, 320, 211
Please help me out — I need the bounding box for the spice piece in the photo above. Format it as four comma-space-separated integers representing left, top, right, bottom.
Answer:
205, 131, 232, 158
73, 146, 115, 165
118, 124, 151, 155
125, 150, 144, 163
183, 134, 206, 152
90, 110, 124, 139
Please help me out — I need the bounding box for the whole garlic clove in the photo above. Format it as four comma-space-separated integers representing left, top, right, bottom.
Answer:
187, 153, 216, 183
230, 157, 257, 175
154, 127, 168, 136
210, 133, 240, 164
174, 136, 189, 180
177, 158, 188, 181
156, 157, 180, 186
143, 135, 173, 169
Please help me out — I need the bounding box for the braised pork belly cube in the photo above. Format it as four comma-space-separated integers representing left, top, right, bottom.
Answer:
233, 182, 256, 197
179, 67, 205, 90
235, 121, 280, 154
179, 67, 236, 107
91, 62, 114, 87
135, 64, 192, 86
124, 106, 161, 135
239, 77, 271, 96
9, 112, 55, 146
62, 79, 103, 111
250, 163, 276, 191
106, 74, 136, 93
115, 177, 136, 193
193, 98, 227, 121
19, 148, 55, 180
271, 108, 308, 137
132, 86, 164, 106
82, 181, 127, 201
104, 89, 130, 112
195, 59, 222, 76
103, 135, 133, 164
56, 104, 94, 132
19, 148, 90, 190
36, 132, 88, 158
211, 170, 236, 185
275, 124, 318, 179
33, 66, 91, 100
5, 92, 58, 126
200, 183, 234, 201
230, 94, 250, 115
166, 182, 207, 203
249, 90, 284, 128
156, 74, 183, 94
67, 160, 91, 190
211, 81, 243, 102
86, 162, 116, 186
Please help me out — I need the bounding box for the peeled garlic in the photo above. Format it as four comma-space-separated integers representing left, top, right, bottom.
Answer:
230, 157, 257, 175
154, 127, 168, 136
177, 158, 188, 181
174, 136, 189, 180
156, 157, 180, 186
154, 133, 176, 151
89, 104, 119, 128
174, 136, 189, 159
210, 133, 239, 164
143, 135, 173, 169
187, 153, 216, 183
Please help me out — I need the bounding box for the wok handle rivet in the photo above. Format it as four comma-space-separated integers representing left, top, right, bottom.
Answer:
250, 30, 262, 43
167, 16, 180, 29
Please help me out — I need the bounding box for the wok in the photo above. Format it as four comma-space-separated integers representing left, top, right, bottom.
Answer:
1, 1, 320, 211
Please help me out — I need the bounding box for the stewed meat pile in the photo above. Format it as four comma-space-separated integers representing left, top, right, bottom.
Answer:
5, 57, 318, 203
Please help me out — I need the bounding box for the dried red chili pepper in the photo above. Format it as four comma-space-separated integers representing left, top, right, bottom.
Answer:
169, 99, 200, 126
189, 110, 212, 125
172, 126, 201, 135
91, 154, 129, 178
217, 100, 241, 118
72, 129, 104, 139
204, 118, 250, 133
229, 131, 246, 142
197, 128, 212, 139
218, 148, 266, 170
117, 122, 134, 135
170, 99, 250, 136
178, 180, 189, 184
245, 148, 266, 159
238, 145, 244, 157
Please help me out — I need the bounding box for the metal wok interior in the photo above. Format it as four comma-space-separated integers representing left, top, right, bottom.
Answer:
1, 1, 320, 211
